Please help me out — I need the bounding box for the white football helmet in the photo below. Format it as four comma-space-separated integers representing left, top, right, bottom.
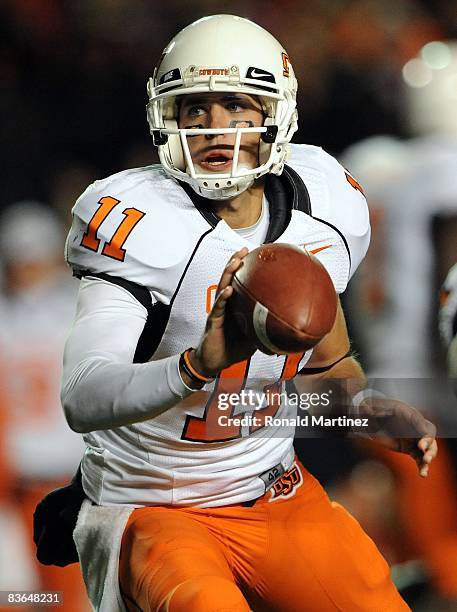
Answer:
146, 15, 298, 200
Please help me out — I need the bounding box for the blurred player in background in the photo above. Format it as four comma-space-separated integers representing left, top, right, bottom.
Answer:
0, 202, 89, 611
342, 40, 457, 377
37, 15, 439, 612
339, 41, 457, 610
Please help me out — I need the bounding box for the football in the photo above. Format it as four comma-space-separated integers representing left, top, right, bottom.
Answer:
228, 243, 337, 354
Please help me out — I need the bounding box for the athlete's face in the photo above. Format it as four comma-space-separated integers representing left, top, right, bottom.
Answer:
178, 93, 264, 173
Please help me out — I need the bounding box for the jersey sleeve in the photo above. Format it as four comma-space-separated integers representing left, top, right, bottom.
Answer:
287, 144, 371, 292
61, 277, 194, 433
65, 172, 193, 304
319, 149, 371, 281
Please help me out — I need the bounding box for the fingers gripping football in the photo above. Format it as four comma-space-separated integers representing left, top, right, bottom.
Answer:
209, 247, 249, 327
190, 247, 255, 378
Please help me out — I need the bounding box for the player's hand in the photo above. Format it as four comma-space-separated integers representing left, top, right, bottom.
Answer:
189, 247, 257, 377
358, 398, 437, 477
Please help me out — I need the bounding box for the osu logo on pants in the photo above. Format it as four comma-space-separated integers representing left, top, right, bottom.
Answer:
269, 464, 303, 501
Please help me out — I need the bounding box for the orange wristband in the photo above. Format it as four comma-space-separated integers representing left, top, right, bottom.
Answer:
180, 349, 215, 384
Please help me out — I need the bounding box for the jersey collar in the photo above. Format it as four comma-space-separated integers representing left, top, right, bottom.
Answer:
179, 164, 311, 243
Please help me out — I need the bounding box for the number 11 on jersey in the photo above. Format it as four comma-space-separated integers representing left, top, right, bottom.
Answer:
81, 196, 145, 262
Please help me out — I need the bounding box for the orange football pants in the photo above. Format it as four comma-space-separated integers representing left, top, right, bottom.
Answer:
119, 461, 409, 612
365, 441, 457, 599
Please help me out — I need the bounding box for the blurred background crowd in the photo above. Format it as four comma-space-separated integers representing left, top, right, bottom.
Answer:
1, 0, 456, 210
1, 0, 457, 610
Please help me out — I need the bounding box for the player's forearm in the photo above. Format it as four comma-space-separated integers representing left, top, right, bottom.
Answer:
294, 355, 366, 418
320, 354, 365, 380
298, 355, 366, 389
61, 277, 195, 433
62, 354, 191, 433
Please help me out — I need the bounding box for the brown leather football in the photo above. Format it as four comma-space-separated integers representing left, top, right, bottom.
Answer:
228, 243, 337, 355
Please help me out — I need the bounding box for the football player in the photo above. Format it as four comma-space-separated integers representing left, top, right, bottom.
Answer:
58, 15, 436, 612
341, 41, 457, 378
0, 202, 89, 610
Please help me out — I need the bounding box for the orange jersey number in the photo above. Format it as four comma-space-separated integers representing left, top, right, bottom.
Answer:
81, 196, 145, 262
182, 352, 306, 443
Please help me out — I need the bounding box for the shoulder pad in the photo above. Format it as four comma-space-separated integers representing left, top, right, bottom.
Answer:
287, 144, 370, 279
65, 166, 205, 303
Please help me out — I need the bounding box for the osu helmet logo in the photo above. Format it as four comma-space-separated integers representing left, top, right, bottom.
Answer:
281, 52, 290, 77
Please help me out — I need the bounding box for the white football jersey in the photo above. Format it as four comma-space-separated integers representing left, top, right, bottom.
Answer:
65, 143, 369, 507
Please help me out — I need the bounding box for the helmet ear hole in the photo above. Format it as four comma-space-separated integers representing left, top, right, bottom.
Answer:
152, 131, 168, 146
261, 125, 278, 143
